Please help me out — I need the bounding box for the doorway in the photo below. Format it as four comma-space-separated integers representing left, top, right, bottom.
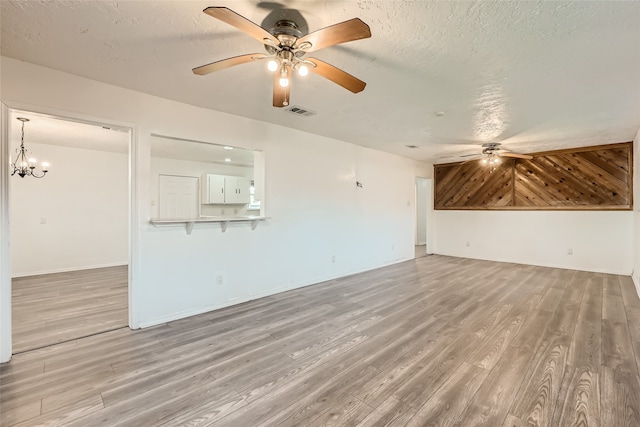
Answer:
6, 108, 131, 354
415, 177, 432, 258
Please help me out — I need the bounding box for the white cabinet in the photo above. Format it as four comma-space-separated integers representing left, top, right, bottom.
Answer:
202, 174, 251, 204
203, 174, 225, 204
224, 176, 251, 204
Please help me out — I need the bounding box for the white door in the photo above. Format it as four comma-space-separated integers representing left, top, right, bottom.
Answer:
159, 175, 198, 219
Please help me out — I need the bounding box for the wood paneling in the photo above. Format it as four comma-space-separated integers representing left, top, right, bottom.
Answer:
435, 142, 632, 210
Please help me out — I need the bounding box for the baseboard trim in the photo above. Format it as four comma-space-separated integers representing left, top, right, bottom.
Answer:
11, 262, 128, 278
137, 256, 413, 329
633, 274, 640, 300
432, 251, 631, 276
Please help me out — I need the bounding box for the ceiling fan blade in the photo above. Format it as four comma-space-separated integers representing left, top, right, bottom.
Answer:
460, 157, 482, 165
273, 66, 292, 108
306, 58, 366, 93
192, 53, 266, 75
499, 152, 533, 160
297, 18, 371, 52
203, 7, 279, 45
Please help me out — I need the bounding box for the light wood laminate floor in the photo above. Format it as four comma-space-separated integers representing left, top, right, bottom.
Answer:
1, 256, 639, 426
11, 266, 128, 353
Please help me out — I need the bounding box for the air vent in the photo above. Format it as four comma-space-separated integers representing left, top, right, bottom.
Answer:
406, 145, 418, 149
286, 106, 316, 117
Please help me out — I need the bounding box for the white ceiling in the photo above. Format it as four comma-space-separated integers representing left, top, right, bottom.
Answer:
9, 110, 129, 154
2, 1, 639, 163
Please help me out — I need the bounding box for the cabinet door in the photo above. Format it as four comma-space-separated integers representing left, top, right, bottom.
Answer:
235, 177, 251, 204
223, 177, 238, 204
207, 175, 225, 204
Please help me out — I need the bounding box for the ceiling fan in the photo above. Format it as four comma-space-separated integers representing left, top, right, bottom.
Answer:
460, 143, 533, 172
192, 7, 371, 107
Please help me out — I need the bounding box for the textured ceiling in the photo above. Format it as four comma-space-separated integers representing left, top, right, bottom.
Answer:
2, 0, 639, 163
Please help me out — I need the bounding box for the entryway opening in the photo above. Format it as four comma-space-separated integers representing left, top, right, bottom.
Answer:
8, 109, 131, 353
415, 177, 431, 259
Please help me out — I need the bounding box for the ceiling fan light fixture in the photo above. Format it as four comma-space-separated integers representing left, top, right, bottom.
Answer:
297, 64, 309, 76
267, 59, 279, 72
279, 65, 289, 87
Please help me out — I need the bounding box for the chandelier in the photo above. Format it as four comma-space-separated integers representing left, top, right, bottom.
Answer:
11, 117, 49, 178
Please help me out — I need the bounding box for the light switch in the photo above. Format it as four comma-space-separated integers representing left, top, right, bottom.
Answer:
40, 217, 47, 224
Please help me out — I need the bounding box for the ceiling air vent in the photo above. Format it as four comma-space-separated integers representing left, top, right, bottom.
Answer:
286, 106, 316, 117
406, 145, 418, 149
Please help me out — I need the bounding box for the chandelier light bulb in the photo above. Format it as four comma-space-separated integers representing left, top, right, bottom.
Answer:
42, 162, 49, 172
298, 65, 308, 76
279, 77, 289, 88
482, 158, 488, 164
267, 59, 278, 72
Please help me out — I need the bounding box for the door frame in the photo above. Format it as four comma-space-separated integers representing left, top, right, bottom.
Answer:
0, 101, 139, 363
414, 176, 434, 255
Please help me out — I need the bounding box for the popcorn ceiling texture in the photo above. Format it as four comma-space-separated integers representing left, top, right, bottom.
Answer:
1, 0, 639, 163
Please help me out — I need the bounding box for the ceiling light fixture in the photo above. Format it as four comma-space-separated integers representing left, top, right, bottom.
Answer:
483, 150, 500, 173
267, 59, 279, 72
11, 117, 49, 178
224, 158, 232, 162
223, 146, 234, 150
192, 8, 371, 108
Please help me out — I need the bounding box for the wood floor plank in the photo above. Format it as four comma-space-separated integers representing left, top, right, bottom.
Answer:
509, 340, 568, 426
0, 400, 41, 426
405, 362, 488, 427
602, 319, 638, 375
305, 394, 373, 427
1, 256, 637, 427
567, 282, 602, 372
453, 345, 533, 426
355, 396, 416, 427
600, 366, 640, 427
551, 366, 600, 427
12, 266, 128, 353
502, 413, 524, 427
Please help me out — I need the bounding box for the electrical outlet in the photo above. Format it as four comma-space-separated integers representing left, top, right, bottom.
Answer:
567, 248, 573, 255
466, 241, 470, 247
331, 255, 335, 263
216, 274, 224, 285
40, 217, 47, 224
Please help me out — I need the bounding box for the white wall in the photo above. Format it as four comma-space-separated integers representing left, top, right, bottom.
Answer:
10, 143, 128, 276
1, 103, 12, 362
433, 210, 633, 275
633, 128, 640, 295
0, 57, 431, 338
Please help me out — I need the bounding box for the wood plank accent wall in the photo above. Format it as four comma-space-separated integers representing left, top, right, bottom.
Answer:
434, 142, 632, 210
